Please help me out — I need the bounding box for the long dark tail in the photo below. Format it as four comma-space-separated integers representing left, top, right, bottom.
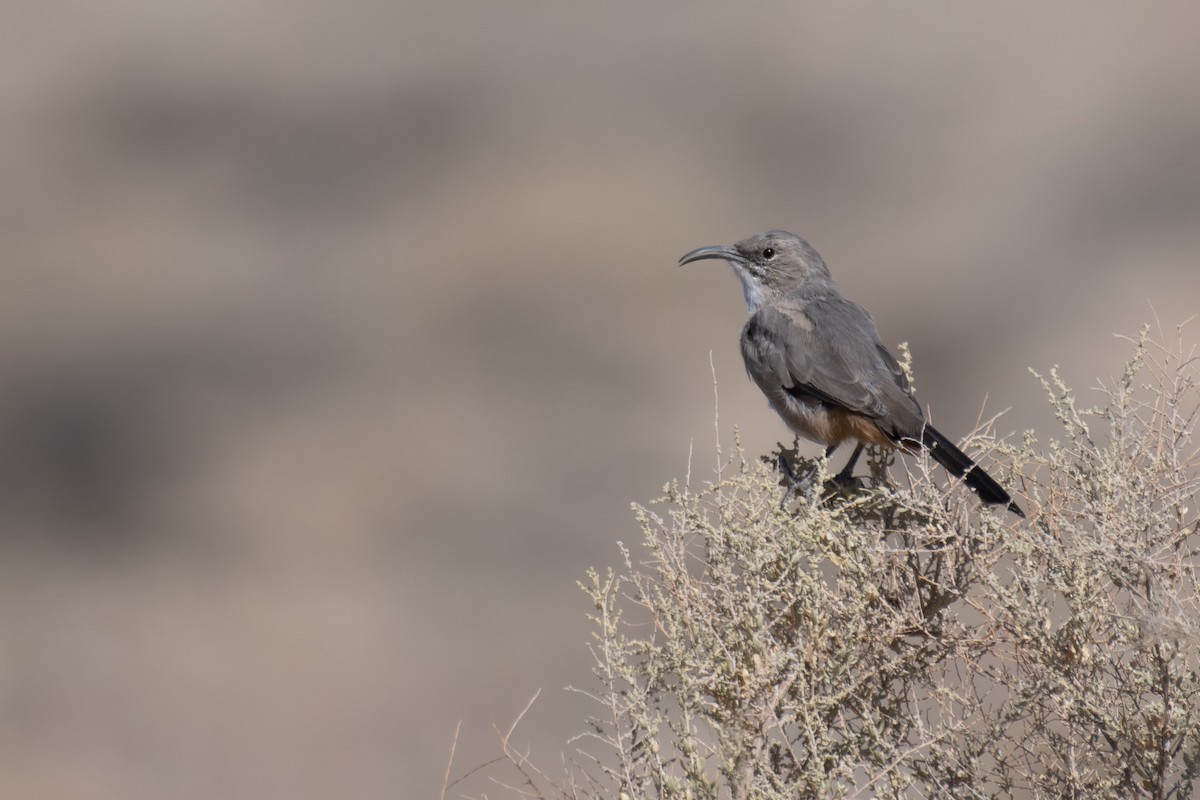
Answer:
921, 425, 1025, 518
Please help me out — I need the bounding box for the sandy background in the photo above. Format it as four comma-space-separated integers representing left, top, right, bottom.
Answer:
2, 3, 1199, 798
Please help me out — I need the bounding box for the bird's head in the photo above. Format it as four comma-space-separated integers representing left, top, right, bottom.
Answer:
679, 230, 832, 313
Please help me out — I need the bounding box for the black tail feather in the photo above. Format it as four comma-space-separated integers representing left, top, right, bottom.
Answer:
921, 426, 1025, 518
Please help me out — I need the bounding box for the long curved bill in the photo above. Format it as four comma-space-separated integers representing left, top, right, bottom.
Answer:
678, 245, 746, 266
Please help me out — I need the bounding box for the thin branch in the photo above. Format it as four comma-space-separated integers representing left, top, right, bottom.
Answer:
440, 719, 462, 800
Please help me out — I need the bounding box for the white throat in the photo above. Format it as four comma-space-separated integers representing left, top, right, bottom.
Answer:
734, 266, 767, 314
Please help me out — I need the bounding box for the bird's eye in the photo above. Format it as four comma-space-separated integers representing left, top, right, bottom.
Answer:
762, 247, 775, 260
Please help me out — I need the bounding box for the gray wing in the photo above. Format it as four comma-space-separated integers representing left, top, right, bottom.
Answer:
740, 297, 924, 438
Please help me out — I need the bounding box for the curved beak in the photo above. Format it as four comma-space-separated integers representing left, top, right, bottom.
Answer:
678, 244, 745, 267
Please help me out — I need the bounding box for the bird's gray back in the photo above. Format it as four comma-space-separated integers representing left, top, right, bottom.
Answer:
740, 288, 925, 441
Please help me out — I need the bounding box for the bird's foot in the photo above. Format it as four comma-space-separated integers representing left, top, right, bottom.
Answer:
776, 453, 818, 509
830, 464, 863, 491
825, 470, 865, 498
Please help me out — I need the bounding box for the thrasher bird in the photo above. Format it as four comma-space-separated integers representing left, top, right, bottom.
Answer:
680, 230, 1024, 517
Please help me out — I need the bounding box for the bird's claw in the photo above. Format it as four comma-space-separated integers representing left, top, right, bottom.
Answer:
776, 453, 818, 509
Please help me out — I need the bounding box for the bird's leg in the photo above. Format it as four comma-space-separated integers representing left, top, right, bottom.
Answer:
832, 443, 864, 485
776, 452, 807, 489
777, 444, 839, 508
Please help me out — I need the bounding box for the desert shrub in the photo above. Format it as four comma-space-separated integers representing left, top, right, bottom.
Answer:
448, 325, 1200, 799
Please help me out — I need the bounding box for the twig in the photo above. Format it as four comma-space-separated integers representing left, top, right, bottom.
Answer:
710, 349, 722, 481
439, 719, 462, 800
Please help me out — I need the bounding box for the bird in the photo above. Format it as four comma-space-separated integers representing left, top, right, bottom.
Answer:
680, 230, 1024, 517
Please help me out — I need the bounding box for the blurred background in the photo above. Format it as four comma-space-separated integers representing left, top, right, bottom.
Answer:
2, 2, 1199, 797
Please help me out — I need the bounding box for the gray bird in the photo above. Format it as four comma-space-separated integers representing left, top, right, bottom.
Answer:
680, 230, 1023, 517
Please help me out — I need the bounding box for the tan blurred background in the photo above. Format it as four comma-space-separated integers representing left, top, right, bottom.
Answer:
2, 2, 1199, 797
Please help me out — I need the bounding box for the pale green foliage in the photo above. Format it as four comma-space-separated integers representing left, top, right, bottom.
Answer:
457, 326, 1200, 800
